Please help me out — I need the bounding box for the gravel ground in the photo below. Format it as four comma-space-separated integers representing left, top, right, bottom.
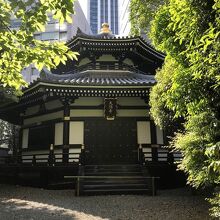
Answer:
0, 184, 211, 220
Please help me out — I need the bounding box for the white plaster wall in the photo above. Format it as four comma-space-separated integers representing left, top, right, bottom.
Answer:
22, 129, 29, 149
156, 126, 164, 145
70, 109, 104, 117
117, 97, 146, 106
55, 122, 64, 146
123, 58, 134, 66
69, 121, 84, 144
78, 58, 91, 66
71, 97, 103, 106
97, 55, 117, 62
117, 109, 149, 117
23, 111, 63, 125
137, 121, 151, 144
71, 97, 147, 107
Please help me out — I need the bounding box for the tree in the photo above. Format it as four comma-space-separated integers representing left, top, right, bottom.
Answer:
0, 0, 78, 99
129, 0, 164, 36
147, 0, 220, 217
130, 0, 220, 217
0, 119, 12, 146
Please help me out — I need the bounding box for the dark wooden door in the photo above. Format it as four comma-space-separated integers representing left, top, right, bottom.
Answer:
84, 118, 138, 164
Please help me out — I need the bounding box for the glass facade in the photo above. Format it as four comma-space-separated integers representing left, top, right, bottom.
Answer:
115, 0, 118, 34
90, 0, 118, 34
90, 0, 98, 34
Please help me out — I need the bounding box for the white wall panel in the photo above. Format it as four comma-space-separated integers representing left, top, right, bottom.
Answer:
117, 97, 146, 106
71, 97, 103, 106
55, 122, 63, 146
156, 126, 164, 145
117, 109, 148, 117
123, 58, 134, 66
70, 109, 103, 117
22, 129, 29, 149
69, 121, 84, 145
79, 58, 91, 66
69, 148, 81, 153
137, 121, 151, 144
97, 55, 117, 62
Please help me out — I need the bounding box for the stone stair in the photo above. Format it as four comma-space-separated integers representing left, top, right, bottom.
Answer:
80, 164, 153, 195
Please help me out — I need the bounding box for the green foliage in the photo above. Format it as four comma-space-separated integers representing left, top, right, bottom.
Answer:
145, 0, 220, 217
129, 0, 165, 36
0, 119, 12, 146
150, 57, 179, 126
0, 0, 78, 97
208, 191, 220, 218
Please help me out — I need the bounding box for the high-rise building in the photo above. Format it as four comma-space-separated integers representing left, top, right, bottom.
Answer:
79, 0, 119, 35
10, 1, 92, 83
119, 0, 131, 36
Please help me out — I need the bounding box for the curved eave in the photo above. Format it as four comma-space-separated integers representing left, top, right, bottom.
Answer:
23, 80, 155, 93
67, 35, 165, 62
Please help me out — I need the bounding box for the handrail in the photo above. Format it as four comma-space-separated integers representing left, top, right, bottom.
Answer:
61, 63, 148, 76
64, 175, 160, 179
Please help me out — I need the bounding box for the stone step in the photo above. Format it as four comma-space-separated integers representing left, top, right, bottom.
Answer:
85, 171, 142, 176
83, 183, 148, 190
83, 178, 147, 185
83, 188, 151, 195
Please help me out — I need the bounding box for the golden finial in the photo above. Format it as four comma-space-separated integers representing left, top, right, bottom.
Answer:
100, 23, 112, 34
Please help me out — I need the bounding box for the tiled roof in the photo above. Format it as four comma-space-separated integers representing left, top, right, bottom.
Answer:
40, 69, 156, 87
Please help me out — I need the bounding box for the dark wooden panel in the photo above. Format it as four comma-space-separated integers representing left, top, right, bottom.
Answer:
85, 118, 138, 164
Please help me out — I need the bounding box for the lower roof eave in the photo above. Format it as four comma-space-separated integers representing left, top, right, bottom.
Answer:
23, 81, 154, 94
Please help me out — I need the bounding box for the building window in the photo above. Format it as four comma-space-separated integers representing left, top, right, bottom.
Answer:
34, 34, 41, 40
90, 0, 98, 34
47, 15, 57, 24
41, 32, 59, 41
60, 31, 67, 41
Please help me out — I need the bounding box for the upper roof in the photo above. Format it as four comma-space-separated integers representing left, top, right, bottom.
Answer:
66, 28, 164, 61
51, 28, 165, 77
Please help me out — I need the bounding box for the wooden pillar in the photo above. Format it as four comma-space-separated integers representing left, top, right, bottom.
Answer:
60, 97, 75, 164
150, 121, 158, 162
17, 112, 25, 163
17, 128, 23, 163
63, 101, 70, 164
